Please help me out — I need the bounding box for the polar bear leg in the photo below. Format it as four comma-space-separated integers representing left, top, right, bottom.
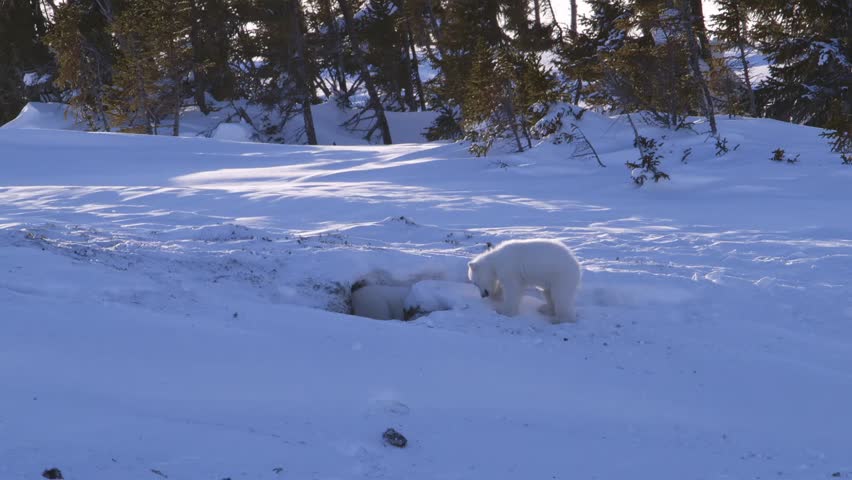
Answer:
491, 282, 504, 301
550, 283, 577, 323
538, 288, 556, 316
495, 278, 522, 317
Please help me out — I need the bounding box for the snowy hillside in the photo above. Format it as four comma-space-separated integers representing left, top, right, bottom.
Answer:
2, 110, 851, 480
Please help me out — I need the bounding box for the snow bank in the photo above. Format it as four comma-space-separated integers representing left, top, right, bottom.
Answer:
2, 101, 437, 146
404, 280, 481, 315
1, 102, 79, 130
210, 121, 253, 142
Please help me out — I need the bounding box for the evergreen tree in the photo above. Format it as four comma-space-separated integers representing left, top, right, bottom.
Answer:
290, 0, 318, 144
679, 0, 717, 134
110, 0, 193, 134
461, 39, 499, 152
425, 1, 506, 141
399, 0, 427, 111
306, 0, 351, 97
555, 0, 629, 106
501, 0, 555, 52
0, 0, 55, 123
25, 0, 848, 158
462, 40, 555, 155
584, 0, 719, 130
357, 0, 419, 111
605, 1, 697, 127
249, 0, 318, 144
336, 0, 393, 144
751, 0, 851, 132
48, 2, 115, 130
711, 0, 757, 116
188, 0, 238, 114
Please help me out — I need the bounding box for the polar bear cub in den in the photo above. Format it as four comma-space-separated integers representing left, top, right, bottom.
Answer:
468, 239, 582, 323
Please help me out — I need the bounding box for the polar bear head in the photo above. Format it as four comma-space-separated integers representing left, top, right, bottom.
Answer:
467, 260, 497, 298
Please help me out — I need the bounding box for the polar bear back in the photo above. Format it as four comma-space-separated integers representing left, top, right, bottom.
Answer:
476, 239, 581, 288
351, 285, 408, 320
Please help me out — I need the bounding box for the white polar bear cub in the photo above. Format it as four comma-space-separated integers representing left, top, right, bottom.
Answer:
468, 239, 582, 323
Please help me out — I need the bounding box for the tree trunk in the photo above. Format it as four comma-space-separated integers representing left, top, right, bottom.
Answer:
29, 0, 48, 37
171, 33, 182, 137
318, 0, 348, 94
93, 0, 115, 20
336, 0, 392, 144
570, 0, 578, 35
545, 0, 564, 42
681, 0, 717, 134
133, 55, 153, 134
425, 0, 442, 44
570, 0, 580, 104
735, 11, 757, 117
173, 87, 181, 136
533, 0, 541, 30
400, 42, 418, 111
737, 41, 756, 116
406, 25, 426, 111
301, 96, 317, 144
290, 0, 317, 145
502, 90, 524, 153
690, 0, 714, 68
188, 0, 209, 114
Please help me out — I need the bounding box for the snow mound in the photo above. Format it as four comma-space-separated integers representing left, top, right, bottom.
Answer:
154, 223, 269, 242
1, 102, 79, 130
404, 280, 481, 314
307, 102, 436, 145
211, 122, 253, 142
2, 101, 437, 146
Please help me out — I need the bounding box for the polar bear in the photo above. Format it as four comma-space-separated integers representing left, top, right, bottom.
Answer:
467, 239, 582, 323
350, 285, 409, 320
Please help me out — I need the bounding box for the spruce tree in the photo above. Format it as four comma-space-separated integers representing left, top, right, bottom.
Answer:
358, 0, 418, 111
555, 0, 629, 106
309, 0, 353, 97
679, 0, 717, 134
425, 0, 502, 141
336, 0, 393, 144
711, 0, 757, 116
462, 40, 503, 155
48, 2, 114, 130
0, 0, 54, 124
110, 0, 193, 134
751, 0, 850, 131
604, 1, 697, 127
462, 40, 554, 155
188, 0, 237, 114
247, 0, 314, 143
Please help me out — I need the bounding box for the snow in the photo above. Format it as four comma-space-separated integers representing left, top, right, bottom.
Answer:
22, 72, 51, 87
210, 122, 253, 142
1, 102, 80, 130
2, 108, 852, 479
404, 280, 482, 315
4, 100, 436, 146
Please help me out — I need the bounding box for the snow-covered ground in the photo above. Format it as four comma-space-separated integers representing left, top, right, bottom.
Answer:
3, 101, 438, 146
2, 105, 851, 480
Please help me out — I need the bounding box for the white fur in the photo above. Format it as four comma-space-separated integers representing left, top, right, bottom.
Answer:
351, 285, 408, 320
467, 239, 582, 323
